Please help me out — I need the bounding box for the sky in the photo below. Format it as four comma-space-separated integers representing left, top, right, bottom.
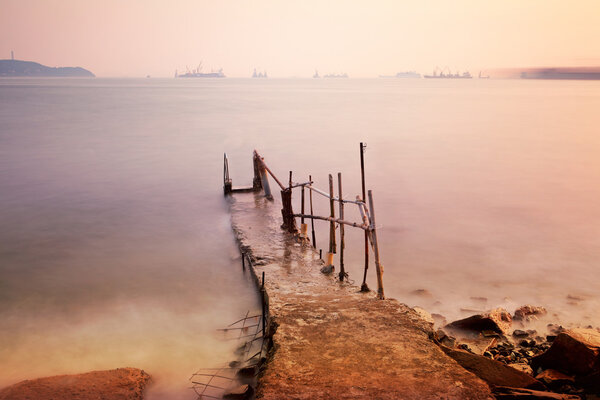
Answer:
1, 0, 600, 77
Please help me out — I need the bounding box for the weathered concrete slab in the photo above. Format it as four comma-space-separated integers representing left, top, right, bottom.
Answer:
230, 193, 493, 400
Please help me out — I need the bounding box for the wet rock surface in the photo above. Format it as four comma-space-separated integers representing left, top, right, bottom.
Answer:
230, 193, 493, 400
531, 329, 600, 376
514, 306, 548, 322
0, 368, 151, 400
446, 308, 513, 335
439, 345, 544, 390
440, 308, 600, 398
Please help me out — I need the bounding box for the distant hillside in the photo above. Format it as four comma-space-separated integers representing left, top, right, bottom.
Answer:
0, 59, 95, 77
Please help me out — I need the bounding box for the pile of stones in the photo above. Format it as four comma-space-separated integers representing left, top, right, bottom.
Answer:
433, 305, 600, 399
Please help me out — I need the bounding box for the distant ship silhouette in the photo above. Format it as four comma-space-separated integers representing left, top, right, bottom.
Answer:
175, 63, 225, 78
252, 68, 267, 78
424, 67, 472, 79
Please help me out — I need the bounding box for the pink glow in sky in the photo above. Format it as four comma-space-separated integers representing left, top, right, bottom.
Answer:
1, 0, 600, 77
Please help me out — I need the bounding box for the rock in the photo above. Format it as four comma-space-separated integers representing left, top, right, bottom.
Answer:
534, 369, 574, 389
409, 288, 433, 297
440, 345, 545, 390
531, 328, 600, 376
435, 329, 457, 348
413, 306, 434, 325
223, 384, 254, 400
514, 305, 548, 322
446, 308, 513, 335
458, 343, 471, 351
576, 370, 600, 393
547, 324, 564, 335
458, 336, 498, 356
519, 339, 536, 348
492, 386, 581, 399
514, 330, 530, 338
509, 363, 534, 375
320, 264, 334, 274
0, 368, 150, 400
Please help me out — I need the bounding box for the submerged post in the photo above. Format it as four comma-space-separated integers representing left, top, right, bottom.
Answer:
338, 172, 345, 281
300, 183, 308, 239
360, 142, 370, 292
223, 153, 232, 195
368, 190, 385, 300
253, 152, 263, 191
326, 174, 336, 267
280, 171, 297, 233
309, 175, 316, 248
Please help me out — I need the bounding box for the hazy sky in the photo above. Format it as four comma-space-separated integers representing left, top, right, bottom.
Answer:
1, 0, 600, 77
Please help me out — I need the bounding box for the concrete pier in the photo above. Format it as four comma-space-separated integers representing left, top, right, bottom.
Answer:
230, 192, 493, 399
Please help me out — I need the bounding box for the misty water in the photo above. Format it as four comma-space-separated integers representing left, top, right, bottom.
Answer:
1, 78, 600, 398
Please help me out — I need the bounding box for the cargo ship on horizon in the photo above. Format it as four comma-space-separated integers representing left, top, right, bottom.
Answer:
175, 63, 225, 78
424, 67, 472, 79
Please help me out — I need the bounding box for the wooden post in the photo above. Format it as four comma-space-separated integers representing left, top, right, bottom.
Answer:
259, 164, 273, 200
300, 183, 308, 239
280, 171, 297, 233
309, 175, 316, 248
223, 153, 232, 195
326, 174, 336, 267
253, 152, 262, 191
368, 190, 385, 299
338, 172, 345, 281
360, 142, 370, 292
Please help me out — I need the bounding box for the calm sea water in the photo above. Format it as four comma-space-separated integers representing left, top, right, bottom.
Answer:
1, 77, 600, 397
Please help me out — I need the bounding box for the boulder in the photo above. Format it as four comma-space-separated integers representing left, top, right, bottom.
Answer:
446, 308, 512, 335
513, 306, 547, 322
492, 386, 581, 399
531, 328, 600, 376
440, 345, 544, 390
514, 330, 530, 338
0, 368, 150, 400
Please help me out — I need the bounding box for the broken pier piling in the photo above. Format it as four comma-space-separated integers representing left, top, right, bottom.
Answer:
224, 149, 384, 298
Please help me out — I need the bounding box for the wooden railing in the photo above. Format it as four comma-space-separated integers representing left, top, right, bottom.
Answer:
224, 144, 385, 299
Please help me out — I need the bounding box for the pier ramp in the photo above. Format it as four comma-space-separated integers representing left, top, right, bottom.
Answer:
229, 192, 493, 400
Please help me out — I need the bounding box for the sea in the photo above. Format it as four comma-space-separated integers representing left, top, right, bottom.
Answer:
1, 77, 600, 398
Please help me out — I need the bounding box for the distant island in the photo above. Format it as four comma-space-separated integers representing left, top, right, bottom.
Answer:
0, 59, 95, 77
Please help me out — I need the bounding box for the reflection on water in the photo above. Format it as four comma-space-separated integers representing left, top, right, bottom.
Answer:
1, 78, 600, 396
